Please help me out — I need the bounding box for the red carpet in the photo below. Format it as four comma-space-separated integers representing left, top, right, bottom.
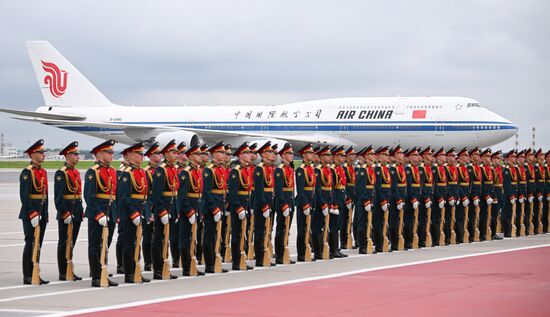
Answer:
76, 246, 550, 317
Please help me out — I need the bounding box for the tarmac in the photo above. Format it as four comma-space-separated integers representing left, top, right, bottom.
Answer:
0, 170, 548, 316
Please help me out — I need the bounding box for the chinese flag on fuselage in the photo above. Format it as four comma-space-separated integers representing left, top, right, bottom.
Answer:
412, 110, 426, 119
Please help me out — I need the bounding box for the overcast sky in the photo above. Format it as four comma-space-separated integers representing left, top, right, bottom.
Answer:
0, 0, 548, 151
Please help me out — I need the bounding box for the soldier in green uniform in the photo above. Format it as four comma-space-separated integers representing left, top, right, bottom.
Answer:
491, 150, 504, 240
355, 146, 377, 254
344, 147, 358, 249
142, 142, 161, 271
20, 139, 49, 285
295, 143, 316, 261
418, 147, 434, 247
84, 139, 118, 287
404, 148, 421, 249
274, 143, 296, 264
55, 141, 83, 281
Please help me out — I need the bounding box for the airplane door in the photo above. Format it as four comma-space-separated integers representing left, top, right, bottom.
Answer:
340, 121, 349, 137
435, 120, 445, 136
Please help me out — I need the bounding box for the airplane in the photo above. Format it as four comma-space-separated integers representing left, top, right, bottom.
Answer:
0, 41, 517, 150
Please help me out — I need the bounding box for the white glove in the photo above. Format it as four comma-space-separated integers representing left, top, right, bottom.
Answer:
346, 202, 352, 210
214, 212, 222, 222
473, 199, 480, 207
224, 211, 231, 216
303, 207, 311, 216
510, 198, 516, 204
519, 198, 524, 204
412, 201, 419, 209
98, 215, 108, 227
283, 208, 290, 217
330, 208, 340, 215
63, 214, 72, 225
425, 201, 432, 209
456, 200, 461, 206
322, 207, 329, 216
438, 201, 445, 209
262, 209, 270, 218
448, 199, 455, 206
189, 213, 196, 224
365, 204, 372, 212
160, 214, 169, 225
486, 198, 494, 205
249, 208, 254, 215
547, 196, 550, 202
238, 211, 246, 220
528, 197, 534, 204
132, 215, 141, 226
381, 203, 388, 212
30, 214, 40, 227
462, 199, 469, 207
397, 203, 404, 210
538, 196, 543, 202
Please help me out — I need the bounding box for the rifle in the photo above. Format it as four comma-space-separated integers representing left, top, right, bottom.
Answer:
397, 208, 405, 251
322, 214, 330, 259
99, 225, 109, 287
529, 201, 535, 235
247, 213, 255, 260
189, 221, 198, 276
134, 221, 143, 283
161, 223, 171, 279
282, 213, 291, 264
366, 210, 374, 254
214, 220, 223, 272
439, 205, 446, 246
382, 210, 390, 252
485, 204, 492, 241
346, 205, 353, 249
238, 217, 247, 270
537, 200, 543, 234
412, 207, 419, 249
519, 202, 526, 237
473, 204, 481, 242
31, 225, 41, 285
510, 202, 517, 238
223, 213, 232, 262
304, 214, 313, 261
262, 215, 272, 266
425, 207, 432, 247
496, 210, 502, 234
267, 213, 274, 257
463, 205, 470, 243
66, 222, 74, 281
449, 205, 456, 244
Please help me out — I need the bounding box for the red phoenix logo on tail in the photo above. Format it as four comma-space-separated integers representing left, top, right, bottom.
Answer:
41, 60, 68, 98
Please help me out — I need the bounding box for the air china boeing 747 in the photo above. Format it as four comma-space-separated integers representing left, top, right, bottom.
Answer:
0, 41, 517, 149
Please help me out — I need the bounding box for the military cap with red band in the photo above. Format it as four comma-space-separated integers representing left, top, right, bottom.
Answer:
145, 142, 160, 157
446, 147, 456, 156
504, 150, 516, 158
278, 142, 294, 155
298, 143, 314, 155
468, 147, 480, 156
456, 147, 469, 157
208, 141, 226, 153
91, 139, 116, 155
376, 146, 389, 155
345, 146, 356, 155
234, 142, 251, 156
331, 145, 346, 156
390, 145, 402, 156
121, 142, 145, 155
434, 147, 447, 157
405, 147, 419, 157
491, 150, 502, 158
160, 139, 177, 154
419, 146, 433, 156
177, 142, 187, 154
59, 141, 79, 156
185, 144, 201, 156
480, 148, 492, 156
24, 139, 46, 155
317, 145, 332, 156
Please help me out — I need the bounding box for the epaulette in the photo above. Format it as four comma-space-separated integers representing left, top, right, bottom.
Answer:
61, 166, 67, 172
258, 162, 264, 167
160, 162, 167, 168
234, 165, 241, 171
124, 166, 132, 172
299, 163, 305, 168
207, 163, 214, 169
91, 164, 99, 170
330, 164, 335, 169
25, 165, 33, 171
279, 163, 284, 168
316, 164, 322, 169
184, 166, 191, 172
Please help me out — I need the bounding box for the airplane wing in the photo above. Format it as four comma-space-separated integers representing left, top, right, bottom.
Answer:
0, 107, 87, 121
12, 116, 352, 146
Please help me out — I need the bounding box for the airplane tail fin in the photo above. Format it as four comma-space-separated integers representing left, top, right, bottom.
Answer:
26, 41, 113, 107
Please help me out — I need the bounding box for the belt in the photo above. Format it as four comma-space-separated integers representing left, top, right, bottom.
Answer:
412, 184, 420, 187
511, 182, 518, 185
529, 180, 535, 183
63, 194, 81, 200
494, 184, 503, 187
237, 191, 250, 196
437, 183, 447, 186
130, 194, 146, 200
346, 184, 355, 187
321, 186, 332, 191
263, 188, 273, 193
519, 181, 527, 184
448, 181, 457, 185
95, 193, 116, 200
424, 184, 433, 187
335, 185, 345, 190
484, 181, 493, 184
304, 186, 314, 191
473, 182, 481, 185
28, 194, 46, 199
382, 184, 391, 188
459, 182, 469, 186
187, 193, 202, 198
212, 189, 225, 194
366, 185, 374, 189
397, 184, 406, 187
162, 191, 178, 197
283, 187, 294, 192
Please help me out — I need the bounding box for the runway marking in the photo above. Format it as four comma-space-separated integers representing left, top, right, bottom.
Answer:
26, 243, 550, 316
0, 308, 63, 314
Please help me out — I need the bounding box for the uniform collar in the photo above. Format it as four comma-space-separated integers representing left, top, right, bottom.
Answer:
30, 161, 42, 169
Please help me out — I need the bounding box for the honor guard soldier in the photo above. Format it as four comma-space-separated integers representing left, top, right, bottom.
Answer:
534, 149, 546, 234
295, 143, 316, 261
418, 147, 434, 247
20, 139, 49, 285
432, 148, 448, 245
142, 142, 161, 271
274, 143, 296, 264
151, 139, 179, 280
199, 144, 209, 168
502, 150, 518, 237
313, 146, 333, 259
374, 146, 392, 253
389, 146, 406, 251
331, 146, 349, 258
177, 144, 206, 276
467, 148, 482, 242
227, 142, 254, 270
168, 142, 187, 267
355, 146, 376, 254
115, 153, 129, 274
252, 142, 278, 266
176, 142, 188, 172
344, 147, 358, 249
220, 144, 232, 263
525, 149, 537, 234
480, 149, 495, 241
516, 150, 528, 236
197, 143, 209, 261
117, 142, 151, 283
404, 148, 421, 249
55, 141, 83, 281
445, 148, 459, 245
202, 142, 229, 273
491, 150, 504, 239
84, 139, 118, 287
544, 151, 550, 232
456, 148, 471, 243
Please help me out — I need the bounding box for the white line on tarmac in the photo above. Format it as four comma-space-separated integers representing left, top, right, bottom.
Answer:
0, 308, 62, 314
11, 243, 550, 316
